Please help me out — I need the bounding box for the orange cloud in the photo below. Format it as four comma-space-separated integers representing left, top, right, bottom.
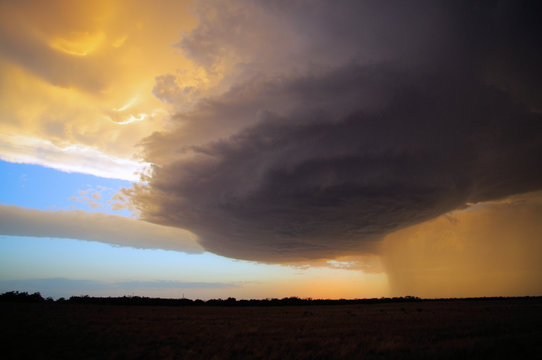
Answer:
0, 0, 212, 178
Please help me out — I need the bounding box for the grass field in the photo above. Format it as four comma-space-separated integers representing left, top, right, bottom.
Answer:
2, 298, 541, 359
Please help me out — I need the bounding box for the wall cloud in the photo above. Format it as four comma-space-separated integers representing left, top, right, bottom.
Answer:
131, 0, 542, 265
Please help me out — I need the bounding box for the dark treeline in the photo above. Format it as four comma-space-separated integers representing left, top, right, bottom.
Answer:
1, 291, 541, 307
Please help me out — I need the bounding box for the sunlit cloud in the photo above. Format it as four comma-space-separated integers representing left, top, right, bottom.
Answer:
0, 0, 212, 177
0, 134, 148, 181
49, 31, 106, 56
113, 97, 138, 112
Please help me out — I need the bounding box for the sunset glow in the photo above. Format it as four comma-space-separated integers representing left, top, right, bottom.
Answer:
1, 0, 541, 300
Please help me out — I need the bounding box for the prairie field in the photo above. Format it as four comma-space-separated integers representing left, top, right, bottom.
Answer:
2, 298, 541, 359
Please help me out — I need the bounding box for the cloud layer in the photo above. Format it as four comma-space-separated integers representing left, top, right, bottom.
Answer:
0, 205, 203, 253
131, 0, 542, 263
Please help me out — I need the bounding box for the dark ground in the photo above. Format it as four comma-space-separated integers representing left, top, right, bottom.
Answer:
2, 298, 541, 359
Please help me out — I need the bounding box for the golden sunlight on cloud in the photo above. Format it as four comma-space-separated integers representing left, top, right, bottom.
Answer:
0, 134, 147, 181
49, 31, 106, 56
0, 0, 214, 178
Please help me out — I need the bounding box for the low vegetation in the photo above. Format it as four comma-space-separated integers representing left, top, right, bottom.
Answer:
1, 292, 541, 359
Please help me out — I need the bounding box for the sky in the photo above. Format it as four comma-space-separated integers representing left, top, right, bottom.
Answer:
1, 0, 541, 299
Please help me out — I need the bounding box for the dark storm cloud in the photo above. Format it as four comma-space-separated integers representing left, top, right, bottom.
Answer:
133, 0, 542, 262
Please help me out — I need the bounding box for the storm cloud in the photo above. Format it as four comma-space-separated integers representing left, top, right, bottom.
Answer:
133, 0, 542, 262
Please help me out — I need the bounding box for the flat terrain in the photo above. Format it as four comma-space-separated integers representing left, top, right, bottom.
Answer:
2, 298, 542, 359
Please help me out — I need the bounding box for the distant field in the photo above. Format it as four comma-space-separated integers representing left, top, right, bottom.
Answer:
2, 298, 541, 359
